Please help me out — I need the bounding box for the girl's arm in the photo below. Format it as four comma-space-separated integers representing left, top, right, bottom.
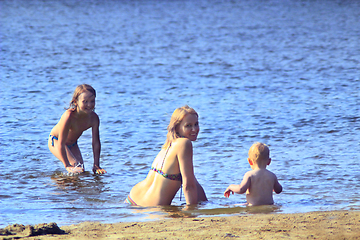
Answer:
177, 138, 198, 205
91, 113, 106, 174
57, 111, 73, 168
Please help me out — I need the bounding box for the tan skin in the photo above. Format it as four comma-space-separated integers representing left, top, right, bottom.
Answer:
129, 113, 207, 206
48, 91, 106, 174
224, 156, 282, 206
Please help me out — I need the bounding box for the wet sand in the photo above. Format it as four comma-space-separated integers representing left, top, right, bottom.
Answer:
1, 210, 359, 239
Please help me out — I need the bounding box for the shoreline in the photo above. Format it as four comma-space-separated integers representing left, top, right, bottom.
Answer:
1, 210, 359, 239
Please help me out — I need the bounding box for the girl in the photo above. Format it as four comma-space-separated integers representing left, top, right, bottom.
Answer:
48, 84, 106, 175
126, 105, 207, 206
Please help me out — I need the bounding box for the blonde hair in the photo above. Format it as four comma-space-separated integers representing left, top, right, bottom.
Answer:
68, 84, 96, 109
248, 142, 270, 163
163, 105, 198, 149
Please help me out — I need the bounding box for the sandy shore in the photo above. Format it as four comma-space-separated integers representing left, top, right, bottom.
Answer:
1, 210, 359, 239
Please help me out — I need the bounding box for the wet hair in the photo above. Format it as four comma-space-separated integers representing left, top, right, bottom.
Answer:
163, 105, 198, 149
248, 142, 270, 163
68, 84, 96, 109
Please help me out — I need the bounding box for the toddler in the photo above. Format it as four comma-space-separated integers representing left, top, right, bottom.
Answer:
224, 142, 282, 206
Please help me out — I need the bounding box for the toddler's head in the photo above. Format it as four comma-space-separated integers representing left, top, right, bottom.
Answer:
248, 142, 270, 165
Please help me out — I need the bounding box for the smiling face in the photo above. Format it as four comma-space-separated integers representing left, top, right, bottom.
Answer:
176, 113, 199, 141
76, 91, 96, 114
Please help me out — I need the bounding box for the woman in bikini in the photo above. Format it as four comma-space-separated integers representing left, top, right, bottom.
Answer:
126, 105, 208, 206
48, 84, 106, 175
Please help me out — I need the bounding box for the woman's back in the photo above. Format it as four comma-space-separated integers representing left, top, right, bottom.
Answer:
129, 141, 183, 206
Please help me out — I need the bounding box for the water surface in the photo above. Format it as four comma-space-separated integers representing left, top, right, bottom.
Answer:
1, 0, 360, 227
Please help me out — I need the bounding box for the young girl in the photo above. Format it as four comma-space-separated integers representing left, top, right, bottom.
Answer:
48, 84, 106, 175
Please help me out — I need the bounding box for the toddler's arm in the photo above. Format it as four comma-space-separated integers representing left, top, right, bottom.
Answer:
224, 172, 252, 198
273, 175, 282, 194
224, 184, 240, 198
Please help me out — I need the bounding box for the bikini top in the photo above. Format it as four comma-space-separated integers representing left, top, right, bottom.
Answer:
150, 146, 182, 182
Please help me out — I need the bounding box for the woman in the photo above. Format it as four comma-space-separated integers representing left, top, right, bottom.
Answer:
126, 105, 208, 206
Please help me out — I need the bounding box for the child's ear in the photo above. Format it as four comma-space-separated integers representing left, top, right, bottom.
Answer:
248, 158, 253, 165
267, 158, 272, 165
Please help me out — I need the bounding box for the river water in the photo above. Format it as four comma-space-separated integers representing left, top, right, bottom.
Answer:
1, 0, 359, 227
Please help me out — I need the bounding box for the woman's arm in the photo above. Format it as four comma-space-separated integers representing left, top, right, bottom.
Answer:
196, 178, 208, 201
177, 138, 198, 205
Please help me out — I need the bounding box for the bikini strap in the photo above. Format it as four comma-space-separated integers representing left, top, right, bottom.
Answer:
160, 145, 171, 169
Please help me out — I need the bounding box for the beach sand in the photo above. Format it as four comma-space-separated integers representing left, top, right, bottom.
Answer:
1, 210, 359, 239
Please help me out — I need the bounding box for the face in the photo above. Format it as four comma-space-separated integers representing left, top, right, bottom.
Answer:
177, 114, 199, 141
76, 91, 96, 114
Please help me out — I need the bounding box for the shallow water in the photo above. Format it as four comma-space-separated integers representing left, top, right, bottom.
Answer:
1, 0, 360, 227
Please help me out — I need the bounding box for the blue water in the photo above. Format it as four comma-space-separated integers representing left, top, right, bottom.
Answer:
1, 0, 360, 227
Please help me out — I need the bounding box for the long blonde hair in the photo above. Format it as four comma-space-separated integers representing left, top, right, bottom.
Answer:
163, 105, 198, 149
68, 84, 96, 109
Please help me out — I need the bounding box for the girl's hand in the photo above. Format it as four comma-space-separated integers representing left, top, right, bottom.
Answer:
66, 166, 84, 174
93, 166, 106, 174
224, 189, 234, 198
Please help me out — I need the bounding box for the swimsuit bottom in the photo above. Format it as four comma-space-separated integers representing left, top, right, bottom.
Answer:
49, 135, 77, 148
125, 195, 137, 206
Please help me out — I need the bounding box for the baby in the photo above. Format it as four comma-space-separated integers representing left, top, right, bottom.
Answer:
224, 142, 282, 206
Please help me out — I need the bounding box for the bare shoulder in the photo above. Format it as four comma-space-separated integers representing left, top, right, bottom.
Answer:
171, 138, 193, 158
264, 169, 278, 180
60, 109, 75, 121
266, 169, 277, 176
244, 170, 255, 178
172, 137, 193, 149
90, 111, 100, 125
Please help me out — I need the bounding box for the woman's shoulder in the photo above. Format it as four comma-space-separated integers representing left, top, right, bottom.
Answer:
172, 137, 193, 149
